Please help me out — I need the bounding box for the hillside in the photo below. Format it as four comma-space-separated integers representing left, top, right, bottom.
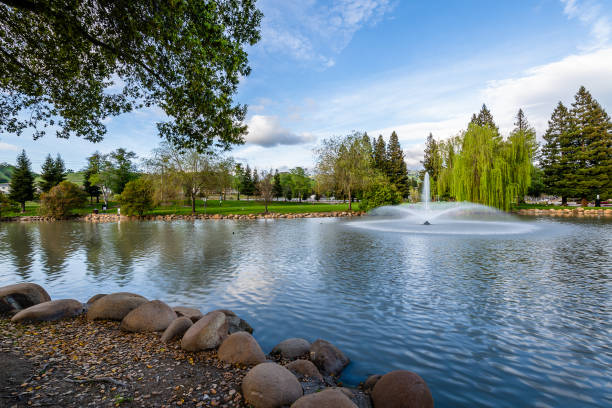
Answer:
0, 164, 84, 186
0, 163, 15, 183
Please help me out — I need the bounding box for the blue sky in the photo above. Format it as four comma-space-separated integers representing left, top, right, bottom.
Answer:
1, 0, 611, 172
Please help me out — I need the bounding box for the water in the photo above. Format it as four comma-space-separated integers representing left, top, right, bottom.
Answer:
0, 216, 611, 407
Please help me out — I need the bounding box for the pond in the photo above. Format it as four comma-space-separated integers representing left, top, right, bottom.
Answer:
0, 215, 610, 407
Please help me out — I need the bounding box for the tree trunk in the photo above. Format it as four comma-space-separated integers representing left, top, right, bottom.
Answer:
21, 201, 25, 213
96, 195, 99, 203
265, 201, 268, 213
581, 197, 588, 207
561, 196, 567, 206
191, 194, 196, 214
348, 189, 352, 211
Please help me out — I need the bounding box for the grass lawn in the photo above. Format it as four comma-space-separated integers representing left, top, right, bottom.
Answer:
3, 199, 354, 218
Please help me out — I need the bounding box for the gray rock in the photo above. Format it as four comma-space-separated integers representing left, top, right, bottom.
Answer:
271, 338, 311, 360
120, 300, 177, 332
173, 306, 204, 322
218, 331, 266, 365
286, 359, 323, 381
309, 339, 350, 376
214, 309, 254, 334
242, 362, 303, 408
87, 292, 148, 321
0, 283, 51, 314
11, 299, 85, 323
291, 389, 357, 408
181, 310, 228, 351
161, 317, 193, 343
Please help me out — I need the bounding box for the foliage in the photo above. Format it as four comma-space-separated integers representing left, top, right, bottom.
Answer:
359, 176, 402, 211
527, 166, 545, 197
39, 154, 66, 192
372, 135, 387, 175
82, 152, 102, 203
119, 178, 154, 216
110, 148, 137, 194
273, 170, 283, 199
239, 164, 255, 198
540, 102, 570, 200
386, 131, 410, 197
8, 150, 35, 212
0, 0, 262, 151
0, 190, 18, 217
421, 132, 443, 198
470, 104, 499, 135
289, 167, 311, 202
0, 163, 15, 183
257, 170, 274, 213
39, 181, 87, 218
87, 148, 137, 205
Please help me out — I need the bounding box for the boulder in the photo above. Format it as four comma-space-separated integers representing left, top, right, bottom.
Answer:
87, 292, 148, 321
309, 339, 350, 376
181, 311, 228, 351
291, 389, 357, 408
218, 331, 266, 365
271, 338, 311, 360
11, 299, 85, 323
161, 317, 193, 343
173, 306, 204, 322
215, 309, 254, 334
371, 370, 433, 408
0, 283, 51, 314
286, 359, 323, 381
86, 294, 107, 305
363, 374, 382, 392
242, 362, 303, 408
120, 300, 177, 332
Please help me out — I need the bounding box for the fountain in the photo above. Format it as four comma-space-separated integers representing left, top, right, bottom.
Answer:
349, 172, 537, 235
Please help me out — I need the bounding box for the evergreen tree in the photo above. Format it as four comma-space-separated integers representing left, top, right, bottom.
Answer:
421, 132, 444, 197
233, 164, 244, 200
9, 150, 35, 213
83, 153, 102, 203
372, 135, 388, 174
470, 104, 499, 137
507, 110, 537, 203
252, 167, 260, 196
39, 155, 56, 192
240, 164, 254, 198
386, 131, 409, 197
541, 102, 571, 203
53, 154, 66, 186
566, 86, 612, 202
273, 169, 283, 199
514, 108, 530, 132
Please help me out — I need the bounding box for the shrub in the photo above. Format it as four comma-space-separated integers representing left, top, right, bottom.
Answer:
40, 181, 88, 218
0, 191, 19, 217
119, 178, 154, 216
360, 179, 403, 211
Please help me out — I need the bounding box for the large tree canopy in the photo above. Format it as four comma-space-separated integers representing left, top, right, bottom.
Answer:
0, 0, 262, 150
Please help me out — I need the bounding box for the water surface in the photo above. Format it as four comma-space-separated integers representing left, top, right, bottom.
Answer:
0, 216, 610, 407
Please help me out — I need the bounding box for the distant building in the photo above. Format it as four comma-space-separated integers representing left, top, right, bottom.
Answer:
0, 183, 9, 194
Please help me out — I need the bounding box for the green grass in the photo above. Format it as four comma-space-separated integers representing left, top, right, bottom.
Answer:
512, 203, 608, 210
33, 171, 85, 187
3, 199, 353, 218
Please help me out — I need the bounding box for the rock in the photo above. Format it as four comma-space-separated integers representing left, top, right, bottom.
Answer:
161, 317, 193, 343
0, 283, 51, 314
309, 339, 350, 376
214, 309, 254, 334
363, 374, 382, 392
87, 292, 148, 321
285, 360, 323, 381
218, 332, 266, 365
86, 294, 106, 305
242, 362, 303, 408
181, 310, 228, 351
271, 338, 311, 360
173, 306, 204, 322
291, 389, 357, 408
11, 299, 85, 322
120, 300, 177, 332
371, 370, 433, 408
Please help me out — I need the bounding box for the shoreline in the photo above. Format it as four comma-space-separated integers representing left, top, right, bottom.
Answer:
513, 208, 612, 217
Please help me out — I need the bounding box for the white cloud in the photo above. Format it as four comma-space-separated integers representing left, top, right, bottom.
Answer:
0, 142, 19, 152
561, 0, 611, 49
246, 115, 317, 147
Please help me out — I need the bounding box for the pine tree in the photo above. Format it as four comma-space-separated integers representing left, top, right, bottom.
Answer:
252, 167, 260, 196
507, 110, 537, 203
566, 86, 612, 203
9, 150, 35, 213
386, 131, 409, 197
470, 104, 499, 137
514, 108, 529, 132
372, 135, 387, 174
273, 169, 282, 199
241, 164, 254, 198
39, 154, 56, 192
541, 102, 571, 203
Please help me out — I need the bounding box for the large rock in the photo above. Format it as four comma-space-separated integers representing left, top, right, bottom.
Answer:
11, 299, 84, 323
309, 339, 350, 376
271, 338, 311, 360
363, 374, 382, 392
242, 362, 303, 408
161, 317, 193, 343
173, 306, 204, 322
181, 310, 228, 351
86, 294, 107, 305
120, 300, 177, 332
218, 331, 266, 365
215, 309, 254, 334
0, 283, 51, 314
291, 389, 357, 408
87, 292, 148, 321
286, 359, 323, 381
371, 370, 433, 408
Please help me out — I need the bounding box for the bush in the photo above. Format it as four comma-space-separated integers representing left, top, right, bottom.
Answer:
0, 191, 19, 217
119, 178, 154, 216
40, 181, 88, 218
360, 179, 403, 211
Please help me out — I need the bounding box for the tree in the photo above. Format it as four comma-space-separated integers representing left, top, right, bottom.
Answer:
540, 102, 571, 203
315, 132, 373, 210
507, 109, 537, 203
0, 0, 262, 151
470, 104, 499, 135
9, 150, 35, 212
83, 152, 102, 204
290, 167, 311, 202
233, 164, 244, 200
252, 167, 260, 197
257, 170, 274, 213
88, 155, 116, 208
39, 154, 66, 192
0, 191, 18, 217
421, 132, 443, 198
272, 169, 282, 199
372, 135, 387, 175
359, 175, 402, 211
240, 164, 255, 198
386, 131, 409, 197
40, 181, 87, 218
119, 178, 154, 216
110, 148, 137, 194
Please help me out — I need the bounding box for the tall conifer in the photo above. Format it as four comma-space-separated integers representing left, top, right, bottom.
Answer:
541, 102, 571, 203
373, 135, 388, 174
386, 131, 409, 197
9, 150, 35, 213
